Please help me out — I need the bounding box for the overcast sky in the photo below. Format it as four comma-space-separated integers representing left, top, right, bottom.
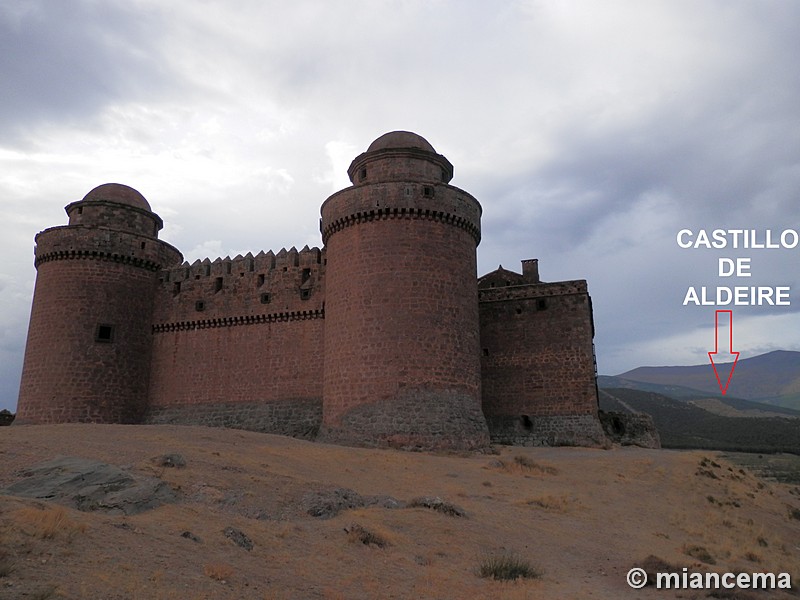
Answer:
2, 0, 799, 411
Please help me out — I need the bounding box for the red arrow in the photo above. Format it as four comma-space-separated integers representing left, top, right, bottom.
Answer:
708, 309, 740, 395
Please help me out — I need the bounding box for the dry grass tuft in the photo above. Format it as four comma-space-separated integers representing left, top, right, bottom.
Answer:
788, 506, 800, 521
408, 496, 466, 517
14, 505, 86, 541
478, 552, 541, 581
344, 523, 391, 548
682, 544, 716, 565
493, 455, 559, 476
203, 563, 234, 582
0, 549, 14, 578
524, 494, 576, 513
743, 551, 761, 563
639, 555, 684, 586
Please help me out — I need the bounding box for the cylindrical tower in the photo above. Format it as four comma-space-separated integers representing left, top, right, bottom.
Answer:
16, 183, 182, 424
320, 131, 489, 450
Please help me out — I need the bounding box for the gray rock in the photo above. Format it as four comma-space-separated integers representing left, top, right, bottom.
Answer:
223, 526, 253, 550
599, 411, 661, 449
2, 456, 177, 515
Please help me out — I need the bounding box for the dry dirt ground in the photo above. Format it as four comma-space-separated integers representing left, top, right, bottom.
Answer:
1, 424, 798, 600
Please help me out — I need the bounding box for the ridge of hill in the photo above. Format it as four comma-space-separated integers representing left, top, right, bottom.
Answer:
600, 388, 800, 455
612, 350, 800, 410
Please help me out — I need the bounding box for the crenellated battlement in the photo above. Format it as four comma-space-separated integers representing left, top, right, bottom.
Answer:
152, 245, 326, 326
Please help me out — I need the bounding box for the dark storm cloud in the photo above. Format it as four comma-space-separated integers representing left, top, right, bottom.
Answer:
0, 1, 172, 144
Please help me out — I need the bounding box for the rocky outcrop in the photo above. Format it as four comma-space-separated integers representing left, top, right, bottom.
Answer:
2, 456, 177, 515
0, 409, 15, 426
599, 410, 661, 449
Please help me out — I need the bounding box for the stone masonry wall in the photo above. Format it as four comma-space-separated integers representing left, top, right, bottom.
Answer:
147, 246, 325, 435
479, 280, 604, 446
16, 258, 159, 424
319, 174, 489, 450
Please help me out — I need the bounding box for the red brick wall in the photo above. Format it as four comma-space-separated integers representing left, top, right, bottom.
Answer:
479, 281, 598, 418
320, 179, 489, 449
67, 200, 161, 237
17, 257, 159, 423
152, 247, 324, 324
147, 317, 324, 411
146, 246, 325, 434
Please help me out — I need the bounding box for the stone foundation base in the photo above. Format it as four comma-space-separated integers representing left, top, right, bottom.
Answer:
318, 389, 490, 451
144, 398, 322, 439
486, 413, 609, 448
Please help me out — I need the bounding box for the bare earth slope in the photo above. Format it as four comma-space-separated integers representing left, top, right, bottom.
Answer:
1, 425, 798, 599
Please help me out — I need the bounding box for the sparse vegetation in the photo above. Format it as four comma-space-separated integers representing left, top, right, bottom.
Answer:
14, 505, 86, 541
525, 494, 575, 512
743, 551, 761, 563
29, 585, 58, 600
478, 552, 541, 581
408, 496, 466, 517
2, 424, 799, 599
203, 563, 234, 582
639, 555, 682, 586
344, 523, 390, 548
0, 550, 13, 578
788, 506, 800, 521
600, 387, 800, 454
682, 544, 716, 565
491, 455, 559, 476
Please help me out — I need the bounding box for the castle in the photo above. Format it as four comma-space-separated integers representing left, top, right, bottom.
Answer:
16, 131, 605, 450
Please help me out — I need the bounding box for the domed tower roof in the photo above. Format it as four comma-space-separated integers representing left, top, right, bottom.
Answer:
65, 182, 163, 237
367, 131, 436, 153
81, 183, 152, 212
348, 130, 454, 184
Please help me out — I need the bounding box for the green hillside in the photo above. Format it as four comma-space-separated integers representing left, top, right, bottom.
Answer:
599, 388, 800, 454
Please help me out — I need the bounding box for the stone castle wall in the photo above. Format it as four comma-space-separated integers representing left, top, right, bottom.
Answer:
479, 279, 605, 446
145, 246, 325, 435
17, 208, 181, 424
15, 132, 606, 450
318, 137, 489, 450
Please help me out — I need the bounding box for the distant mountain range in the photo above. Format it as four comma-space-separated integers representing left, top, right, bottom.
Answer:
598, 350, 800, 453
601, 350, 800, 411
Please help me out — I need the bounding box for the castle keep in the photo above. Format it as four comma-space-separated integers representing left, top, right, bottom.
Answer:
16, 131, 605, 449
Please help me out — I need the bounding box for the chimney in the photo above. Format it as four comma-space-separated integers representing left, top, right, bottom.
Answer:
521, 259, 539, 283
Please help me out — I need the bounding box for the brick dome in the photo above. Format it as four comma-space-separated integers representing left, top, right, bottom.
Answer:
82, 183, 152, 212
367, 131, 436, 153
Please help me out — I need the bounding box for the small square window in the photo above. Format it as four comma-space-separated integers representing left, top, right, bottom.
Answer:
260, 292, 271, 304
423, 186, 434, 198
257, 274, 265, 287
536, 299, 548, 311
214, 277, 223, 293
359, 168, 367, 181
195, 300, 205, 312
300, 289, 310, 300
95, 324, 115, 343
